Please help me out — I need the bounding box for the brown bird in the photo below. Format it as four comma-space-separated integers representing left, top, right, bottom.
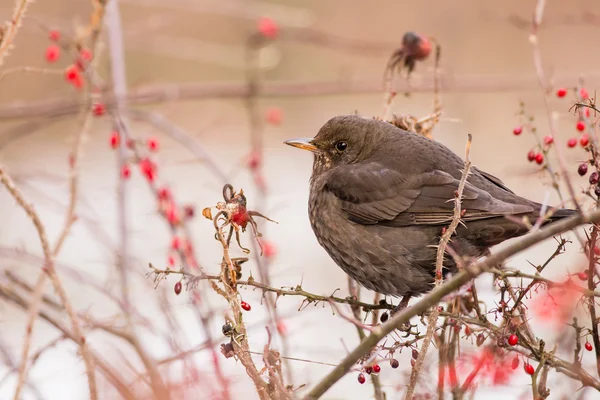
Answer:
285, 115, 574, 308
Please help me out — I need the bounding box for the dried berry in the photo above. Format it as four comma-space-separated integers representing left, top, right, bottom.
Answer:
364, 366, 372, 374
476, 333, 485, 347
174, 281, 182, 295
590, 172, 599, 185
412, 349, 419, 359
390, 359, 399, 368
578, 163, 589, 176
380, 312, 389, 323
595, 186, 600, 197
357, 373, 366, 384
222, 322, 234, 337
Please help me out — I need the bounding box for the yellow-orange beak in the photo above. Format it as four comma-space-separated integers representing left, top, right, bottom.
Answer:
284, 138, 319, 153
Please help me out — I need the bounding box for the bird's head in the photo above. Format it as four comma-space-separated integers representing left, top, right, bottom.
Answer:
284, 115, 383, 175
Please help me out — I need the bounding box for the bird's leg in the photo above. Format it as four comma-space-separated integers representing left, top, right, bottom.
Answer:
390, 295, 413, 332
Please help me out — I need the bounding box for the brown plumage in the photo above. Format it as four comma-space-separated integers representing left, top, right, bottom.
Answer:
285, 115, 574, 304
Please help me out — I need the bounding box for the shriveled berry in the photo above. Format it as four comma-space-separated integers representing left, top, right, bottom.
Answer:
364, 366, 373, 374
147, 137, 159, 152
380, 312, 389, 323
49, 30, 60, 41
556, 88, 567, 98
578, 271, 588, 281
580, 134, 590, 147
121, 164, 131, 179
174, 281, 182, 295
595, 186, 600, 197
508, 334, 518, 346
527, 150, 536, 162
511, 356, 519, 370
476, 333, 485, 347
92, 103, 105, 116
257, 17, 279, 39
567, 138, 578, 148
524, 363, 535, 375
412, 349, 419, 359
534, 153, 544, 165
109, 131, 120, 149
241, 301, 251, 311
410, 359, 416, 367
578, 163, 588, 176
543, 135, 554, 145
222, 322, 233, 336
357, 372, 366, 384
465, 326, 472, 335
513, 126, 523, 136
372, 364, 381, 373
577, 121, 586, 132
586, 342, 593, 351
390, 359, 399, 368
590, 172, 599, 184
45, 44, 60, 63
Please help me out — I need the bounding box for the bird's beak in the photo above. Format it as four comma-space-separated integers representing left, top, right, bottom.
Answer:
284, 138, 319, 153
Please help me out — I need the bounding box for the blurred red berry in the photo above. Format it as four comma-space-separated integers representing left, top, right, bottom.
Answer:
184, 205, 195, 219
266, 107, 283, 125
534, 153, 544, 165
248, 151, 261, 170
147, 137, 159, 152
174, 281, 182, 295
139, 158, 157, 181
277, 320, 287, 336
585, 108, 591, 118
121, 164, 131, 179
524, 363, 535, 375
45, 44, 60, 63
586, 342, 593, 351
80, 48, 93, 61
543, 135, 553, 145
567, 138, 577, 148
513, 126, 523, 136
372, 364, 381, 374
527, 150, 536, 162
508, 334, 518, 346
357, 373, 366, 384
578, 163, 589, 176
261, 240, 277, 258
49, 30, 60, 41
166, 204, 180, 226
109, 131, 120, 149
126, 139, 135, 149
556, 88, 567, 98
65, 65, 83, 88
390, 359, 399, 368
578, 271, 588, 281
412, 349, 419, 359
257, 17, 279, 39
576, 121, 586, 132
580, 88, 589, 100
158, 186, 171, 201
168, 255, 175, 267
241, 301, 251, 311
92, 103, 105, 116
171, 236, 181, 250
580, 134, 590, 147
511, 356, 519, 370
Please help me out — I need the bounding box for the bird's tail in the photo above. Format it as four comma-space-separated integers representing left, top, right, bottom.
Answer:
548, 208, 577, 220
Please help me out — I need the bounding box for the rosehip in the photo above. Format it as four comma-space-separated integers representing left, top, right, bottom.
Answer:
241, 301, 251, 311
524, 363, 535, 375
586, 342, 593, 351
534, 153, 544, 165
508, 334, 518, 346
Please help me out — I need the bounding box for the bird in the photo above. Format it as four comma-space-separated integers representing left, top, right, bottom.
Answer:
284, 115, 575, 309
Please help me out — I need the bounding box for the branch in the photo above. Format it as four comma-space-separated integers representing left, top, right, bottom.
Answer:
0, 0, 31, 67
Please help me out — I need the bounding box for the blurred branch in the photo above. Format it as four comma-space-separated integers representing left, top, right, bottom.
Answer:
0, 0, 31, 67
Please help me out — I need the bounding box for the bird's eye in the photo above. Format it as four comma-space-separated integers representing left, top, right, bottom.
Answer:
335, 141, 348, 152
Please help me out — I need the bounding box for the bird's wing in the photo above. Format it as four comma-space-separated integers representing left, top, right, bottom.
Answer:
471, 166, 515, 194
325, 162, 534, 226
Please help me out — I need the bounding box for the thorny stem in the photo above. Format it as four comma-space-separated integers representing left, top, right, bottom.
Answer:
404, 134, 472, 400
587, 227, 600, 378
0, 0, 32, 67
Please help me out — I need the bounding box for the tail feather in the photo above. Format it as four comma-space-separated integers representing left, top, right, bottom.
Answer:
549, 208, 577, 220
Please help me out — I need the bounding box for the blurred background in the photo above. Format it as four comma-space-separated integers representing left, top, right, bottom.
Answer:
1, 0, 600, 399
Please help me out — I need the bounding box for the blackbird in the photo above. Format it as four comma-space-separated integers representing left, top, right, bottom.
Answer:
285, 115, 575, 307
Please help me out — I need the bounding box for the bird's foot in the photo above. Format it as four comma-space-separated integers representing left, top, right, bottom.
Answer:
390, 295, 412, 331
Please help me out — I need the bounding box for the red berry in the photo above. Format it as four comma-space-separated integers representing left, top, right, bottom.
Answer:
556, 88, 567, 98
577, 121, 586, 132
168, 255, 175, 267
364, 366, 373, 374
166, 204, 180, 226
567, 138, 578, 148
248, 151, 261, 170
109, 131, 120, 149
580, 88, 589, 100
171, 236, 181, 250
543, 135, 554, 145
465, 326, 472, 335
174, 281, 182, 295
139, 158, 157, 181
158, 186, 171, 201
45, 44, 60, 63
513, 126, 523, 136
92, 103, 105, 117
147, 137, 159, 152
241, 301, 251, 311
261, 240, 277, 258
410, 359, 416, 367
476, 333, 485, 347
357, 373, 366, 384
590, 172, 599, 184
372, 364, 381, 373
524, 363, 535, 375
412, 349, 419, 359
508, 334, 518, 346
585, 108, 591, 118
80, 49, 93, 61
257, 17, 279, 39
121, 164, 131, 179
578, 163, 589, 176
49, 30, 60, 41
126, 139, 135, 149
184, 205, 195, 219
580, 134, 590, 147
390, 359, 399, 368
586, 342, 593, 351
527, 150, 536, 162
266, 107, 283, 125
65, 65, 83, 88
534, 153, 544, 165
511, 356, 519, 370
277, 320, 287, 336
578, 271, 588, 281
